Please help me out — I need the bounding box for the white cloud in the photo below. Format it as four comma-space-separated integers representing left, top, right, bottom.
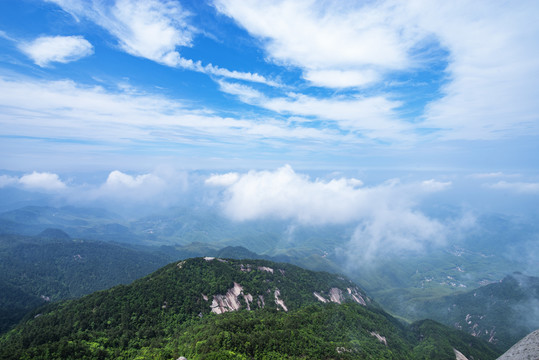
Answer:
0, 75, 338, 156
218, 80, 407, 140
303, 69, 379, 88
179, 59, 281, 87
83, 170, 176, 206
421, 179, 452, 192
469, 172, 520, 179
470, 172, 506, 179
205, 172, 240, 187
206, 165, 449, 259
47, 0, 192, 67
214, 0, 420, 89
215, 0, 539, 139
104, 170, 164, 189
412, 1, 539, 140
19, 35, 93, 67
46, 0, 277, 86
487, 181, 539, 194
0, 168, 192, 212
18, 172, 67, 191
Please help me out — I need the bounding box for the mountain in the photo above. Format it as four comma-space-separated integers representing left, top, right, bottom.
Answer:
0, 232, 172, 333
497, 329, 539, 360
397, 273, 539, 351
0, 258, 501, 359
0, 206, 142, 243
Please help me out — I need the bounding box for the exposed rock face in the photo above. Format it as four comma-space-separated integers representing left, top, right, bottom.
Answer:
347, 287, 367, 305
205, 261, 368, 315
370, 332, 387, 346
210, 282, 244, 314
274, 289, 288, 311
497, 329, 539, 360
313, 292, 328, 303
258, 266, 274, 273
329, 288, 344, 304
454, 348, 469, 360
313, 287, 367, 306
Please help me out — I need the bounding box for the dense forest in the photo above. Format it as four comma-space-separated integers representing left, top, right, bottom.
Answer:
0, 258, 502, 359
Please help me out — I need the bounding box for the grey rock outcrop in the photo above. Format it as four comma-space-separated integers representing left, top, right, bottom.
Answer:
497, 329, 539, 360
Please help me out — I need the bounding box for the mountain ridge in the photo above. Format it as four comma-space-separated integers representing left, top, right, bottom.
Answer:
0, 257, 502, 359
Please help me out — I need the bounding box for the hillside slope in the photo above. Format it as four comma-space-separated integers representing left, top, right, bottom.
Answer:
404, 273, 539, 351
0, 232, 171, 333
0, 258, 501, 359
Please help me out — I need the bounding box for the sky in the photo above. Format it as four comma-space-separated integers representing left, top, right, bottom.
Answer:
0, 0, 537, 173
1, 0, 539, 254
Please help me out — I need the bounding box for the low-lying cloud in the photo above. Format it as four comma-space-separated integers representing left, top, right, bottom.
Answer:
0, 168, 190, 216
0, 171, 67, 191
206, 165, 451, 262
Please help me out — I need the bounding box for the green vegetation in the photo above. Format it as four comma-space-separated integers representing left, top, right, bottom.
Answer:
0, 258, 501, 359
0, 232, 171, 333
403, 273, 539, 351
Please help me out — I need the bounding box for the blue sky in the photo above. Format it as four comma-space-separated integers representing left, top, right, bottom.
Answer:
0, 0, 537, 174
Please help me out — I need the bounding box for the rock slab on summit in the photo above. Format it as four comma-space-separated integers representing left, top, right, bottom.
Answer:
497, 329, 539, 360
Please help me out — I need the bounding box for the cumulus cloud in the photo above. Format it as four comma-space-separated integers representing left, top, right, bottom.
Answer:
486, 181, 539, 194
0, 168, 192, 215
206, 165, 450, 261
90, 170, 171, 204
205, 172, 240, 187
19, 35, 93, 67
18, 172, 67, 191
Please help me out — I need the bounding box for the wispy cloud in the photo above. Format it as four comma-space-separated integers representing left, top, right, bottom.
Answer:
18, 35, 93, 67
215, 0, 539, 140
218, 80, 406, 140
469, 172, 520, 179
48, 0, 192, 66
0, 75, 339, 156
486, 181, 539, 194
46, 0, 277, 86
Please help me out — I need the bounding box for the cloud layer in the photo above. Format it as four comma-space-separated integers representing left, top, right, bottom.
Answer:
206, 165, 451, 261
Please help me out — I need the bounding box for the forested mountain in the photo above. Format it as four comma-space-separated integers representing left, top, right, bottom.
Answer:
0, 232, 172, 333
0, 258, 501, 359
393, 273, 539, 351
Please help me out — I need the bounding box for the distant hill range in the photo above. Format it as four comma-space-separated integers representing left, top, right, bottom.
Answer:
0, 258, 501, 359
405, 273, 539, 351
